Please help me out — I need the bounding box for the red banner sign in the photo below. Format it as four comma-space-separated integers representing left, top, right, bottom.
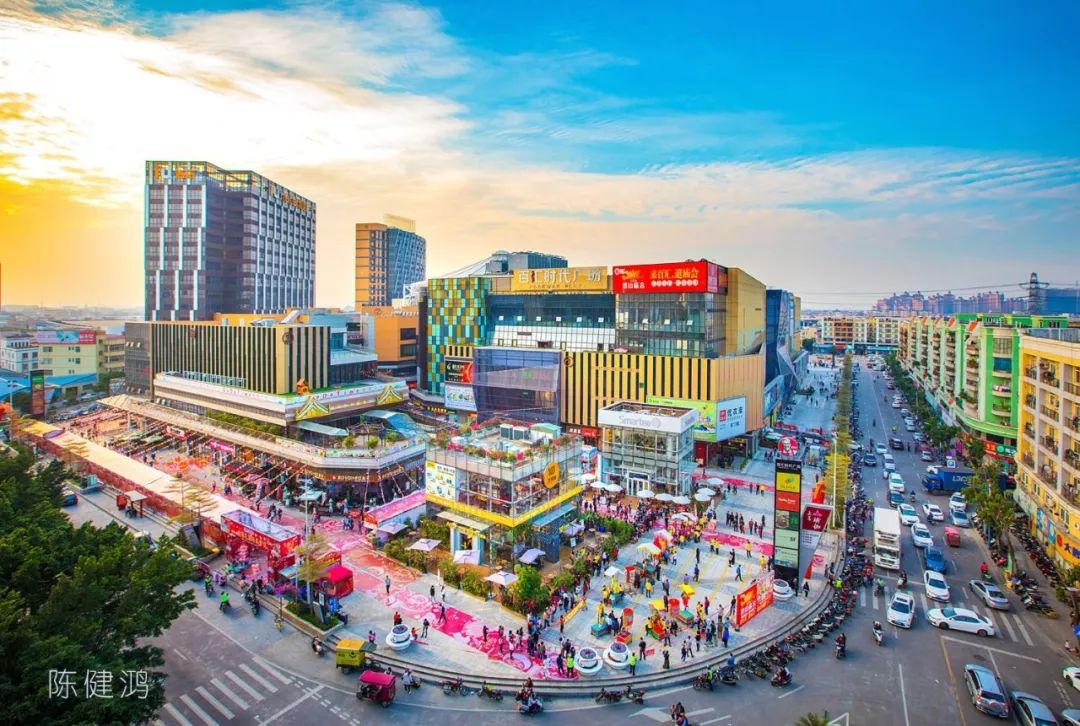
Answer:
734, 573, 775, 627
222, 517, 301, 559
612, 261, 715, 294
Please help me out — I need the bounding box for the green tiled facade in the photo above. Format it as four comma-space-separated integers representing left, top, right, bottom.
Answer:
425, 277, 490, 394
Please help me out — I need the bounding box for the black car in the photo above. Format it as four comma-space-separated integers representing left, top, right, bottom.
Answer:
863, 453, 877, 467
889, 436, 905, 450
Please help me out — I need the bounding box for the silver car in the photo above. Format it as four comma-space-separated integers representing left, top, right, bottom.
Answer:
969, 580, 1010, 610
963, 663, 1009, 718
1010, 691, 1058, 726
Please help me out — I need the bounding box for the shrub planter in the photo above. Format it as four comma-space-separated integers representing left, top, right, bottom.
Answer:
601, 641, 630, 671
576, 646, 604, 676
386, 624, 413, 652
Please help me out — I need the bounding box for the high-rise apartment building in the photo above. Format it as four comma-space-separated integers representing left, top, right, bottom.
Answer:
144, 161, 316, 321
355, 216, 426, 308
1014, 329, 1080, 567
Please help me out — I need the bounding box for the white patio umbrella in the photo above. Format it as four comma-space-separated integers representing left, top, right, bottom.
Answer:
696, 487, 716, 497
590, 481, 608, 490
637, 542, 661, 555
408, 538, 441, 552
706, 477, 724, 487
517, 548, 546, 564
604, 483, 623, 494
655, 492, 674, 502
673, 495, 692, 506
672, 512, 695, 522
654, 528, 674, 542
604, 565, 621, 577
580, 473, 598, 483
694, 491, 714, 503
453, 549, 480, 565
485, 570, 519, 587
637, 489, 656, 499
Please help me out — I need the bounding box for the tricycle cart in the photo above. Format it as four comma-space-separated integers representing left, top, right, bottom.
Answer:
336, 639, 377, 673
357, 670, 395, 708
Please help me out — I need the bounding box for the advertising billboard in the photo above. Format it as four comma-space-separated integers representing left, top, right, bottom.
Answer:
799, 503, 833, 580
772, 458, 803, 587
715, 396, 747, 440
598, 406, 697, 435
645, 395, 746, 442
444, 383, 477, 412
425, 461, 460, 500
734, 572, 775, 628
612, 261, 718, 294
32, 329, 96, 345
510, 266, 608, 293
444, 358, 474, 384
29, 369, 46, 418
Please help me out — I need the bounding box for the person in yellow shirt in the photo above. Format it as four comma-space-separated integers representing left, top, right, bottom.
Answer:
645, 579, 653, 598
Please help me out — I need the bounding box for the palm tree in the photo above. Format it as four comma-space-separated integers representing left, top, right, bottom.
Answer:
796, 712, 830, 726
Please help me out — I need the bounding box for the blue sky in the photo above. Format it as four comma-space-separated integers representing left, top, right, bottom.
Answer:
3, 0, 1079, 307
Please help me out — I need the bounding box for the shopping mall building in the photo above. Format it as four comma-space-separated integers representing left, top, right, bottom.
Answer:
415, 259, 805, 466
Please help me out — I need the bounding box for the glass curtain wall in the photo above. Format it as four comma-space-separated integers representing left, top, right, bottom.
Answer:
615, 293, 726, 357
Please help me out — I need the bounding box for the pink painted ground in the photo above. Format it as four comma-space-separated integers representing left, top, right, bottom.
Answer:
364, 490, 425, 523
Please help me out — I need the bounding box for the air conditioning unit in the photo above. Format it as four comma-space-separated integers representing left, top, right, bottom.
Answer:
500, 424, 514, 439
513, 426, 529, 441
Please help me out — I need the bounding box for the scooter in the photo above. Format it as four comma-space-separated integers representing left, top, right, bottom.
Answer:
771, 669, 793, 687
518, 699, 543, 715
872, 623, 884, 646
219, 598, 231, 613
623, 685, 646, 702
204, 578, 215, 596
250, 598, 260, 617
835, 642, 846, 659
477, 685, 503, 701
311, 637, 325, 657
595, 688, 624, 704
719, 669, 739, 686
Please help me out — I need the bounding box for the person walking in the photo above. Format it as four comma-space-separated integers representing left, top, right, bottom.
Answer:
421, 618, 429, 638
628, 651, 637, 676
802, 581, 810, 598
437, 602, 447, 624
662, 648, 671, 670
430, 584, 435, 600
684, 637, 695, 659
645, 578, 653, 598
704, 596, 710, 616
735, 564, 743, 582
560, 614, 565, 635
693, 564, 700, 582
556, 653, 565, 676
744, 540, 752, 560
729, 549, 736, 566
639, 637, 647, 661
384, 575, 392, 596
722, 624, 730, 648
680, 641, 688, 663
566, 653, 575, 678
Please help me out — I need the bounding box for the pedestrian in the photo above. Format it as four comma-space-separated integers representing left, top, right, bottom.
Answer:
645, 579, 653, 598
430, 584, 435, 600
685, 637, 695, 659
628, 651, 637, 676
438, 602, 446, 624
421, 618, 429, 638
662, 648, 670, 670
745, 540, 752, 559
639, 637, 647, 661
695, 548, 701, 564
384, 575, 391, 596
680, 641, 688, 663
556, 653, 565, 676
704, 596, 710, 616
483, 624, 489, 641
560, 614, 565, 635
729, 549, 736, 566
693, 564, 700, 582
722, 625, 730, 648
735, 564, 742, 582
695, 629, 701, 651
566, 653, 575, 677
802, 581, 810, 598
728, 597, 736, 617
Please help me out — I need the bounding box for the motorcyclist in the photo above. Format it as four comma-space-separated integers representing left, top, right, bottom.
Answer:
898, 570, 907, 589
874, 577, 884, 595
873, 620, 883, 637
481, 681, 497, 698
980, 562, 990, 577
311, 637, 323, 655
836, 633, 847, 653
909, 490, 916, 503
219, 591, 230, 610
773, 665, 791, 684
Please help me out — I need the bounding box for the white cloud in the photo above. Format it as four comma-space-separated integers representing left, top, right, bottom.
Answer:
0, 3, 1077, 307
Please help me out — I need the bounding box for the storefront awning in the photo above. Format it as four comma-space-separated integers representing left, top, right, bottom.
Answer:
530, 502, 577, 529
296, 421, 348, 437
436, 510, 492, 533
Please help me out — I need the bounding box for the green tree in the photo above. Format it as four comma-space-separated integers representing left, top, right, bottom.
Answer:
966, 440, 986, 471
294, 530, 332, 611
796, 713, 831, 726
0, 448, 195, 724
507, 564, 548, 614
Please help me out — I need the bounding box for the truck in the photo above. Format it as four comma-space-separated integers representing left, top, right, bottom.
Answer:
873, 507, 902, 570
923, 466, 1012, 494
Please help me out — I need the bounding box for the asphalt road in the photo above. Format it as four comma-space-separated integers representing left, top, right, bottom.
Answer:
61, 359, 1080, 725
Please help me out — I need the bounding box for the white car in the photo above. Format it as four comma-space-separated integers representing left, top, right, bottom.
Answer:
927, 607, 995, 636
891, 400, 902, 408
924, 571, 951, 602
911, 522, 934, 548
949, 493, 966, 512
922, 503, 945, 523
875, 443, 887, 455
883, 453, 896, 466
888, 473, 906, 493
887, 591, 916, 628
897, 503, 919, 525
912, 432, 924, 442
1064, 666, 1080, 692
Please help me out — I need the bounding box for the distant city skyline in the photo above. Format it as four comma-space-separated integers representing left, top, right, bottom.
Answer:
1, 1, 1078, 309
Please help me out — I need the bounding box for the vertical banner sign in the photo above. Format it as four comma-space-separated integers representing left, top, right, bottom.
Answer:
29, 369, 46, 418
799, 503, 833, 581
772, 458, 803, 588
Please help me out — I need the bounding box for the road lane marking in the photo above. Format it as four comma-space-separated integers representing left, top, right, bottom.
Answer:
941, 635, 1041, 661
262, 685, 324, 725
939, 635, 969, 726
195, 687, 234, 720
898, 662, 911, 726
162, 703, 195, 726
920, 594, 930, 611
1013, 614, 1034, 647
211, 677, 250, 710
859, 590, 866, 607
224, 670, 263, 701
700, 716, 732, 725
253, 656, 293, 685
239, 663, 279, 693
871, 590, 879, 609
997, 611, 1017, 641
179, 694, 219, 726
778, 684, 805, 699
976, 604, 999, 633
687, 708, 715, 717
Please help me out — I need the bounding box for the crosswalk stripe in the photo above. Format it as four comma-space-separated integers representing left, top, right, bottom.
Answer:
239, 663, 279, 693
871, 590, 879, 609
859, 590, 866, 607
211, 678, 250, 710
1013, 614, 1035, 646
224, 670, 264, 702
976, 605, 999, 633
253, 657, 292, 685
920, 594, 930, 611
179, 694, 219, 726
998, 612, 1018, 641
162, 702, 195, 726
195, 687, 235, 720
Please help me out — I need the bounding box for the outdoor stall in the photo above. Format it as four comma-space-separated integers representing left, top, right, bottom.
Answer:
220, 510, 302, 585
362, 490, 426, 535
321, 563, 355, 598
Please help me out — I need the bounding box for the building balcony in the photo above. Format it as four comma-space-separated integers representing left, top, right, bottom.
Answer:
1041, 374, 1061, 388
1065, 449, 1080, 470
1065, 382, 1080, 399
1023, 395, 1038, 410
1041, 406, 1061, 422
992, 369, 1011, 379
991, 404, 1012, 418
1023, 424, 1035, 439
1025, 367, 1039, 381
1042, 435, 1060, 452
1021, 453, 1036, 468
1039, 467, 1059, 486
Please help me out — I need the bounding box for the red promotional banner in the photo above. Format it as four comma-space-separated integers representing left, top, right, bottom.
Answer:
775, 489, 800, 512
734, 573, 775, 628
612, 261, 714, 294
